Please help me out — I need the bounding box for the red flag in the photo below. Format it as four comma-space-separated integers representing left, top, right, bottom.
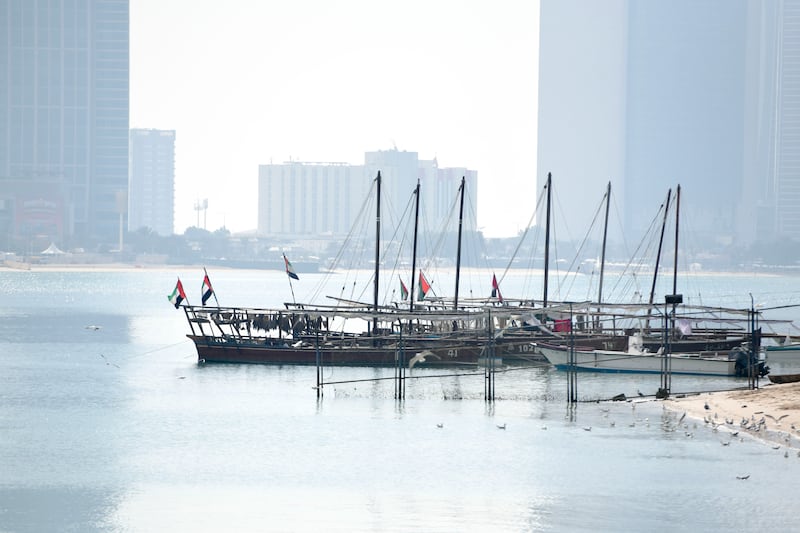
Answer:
418, 271, 431, 301
399, 276, 409, 301
492, 274, 503, 303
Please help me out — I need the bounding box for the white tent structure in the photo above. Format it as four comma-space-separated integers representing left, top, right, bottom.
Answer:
41, 242, 66, 255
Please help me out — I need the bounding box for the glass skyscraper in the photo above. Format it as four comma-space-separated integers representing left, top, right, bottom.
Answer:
0, 0, 129, 251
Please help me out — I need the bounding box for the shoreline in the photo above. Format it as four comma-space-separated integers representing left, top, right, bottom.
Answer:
663, 382, 800, 450
1, 261, 798, 278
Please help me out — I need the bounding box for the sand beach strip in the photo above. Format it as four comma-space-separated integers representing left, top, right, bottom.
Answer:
665, 382, 800, 449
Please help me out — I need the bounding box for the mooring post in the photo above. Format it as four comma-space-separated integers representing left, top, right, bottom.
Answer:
567, 303, 577, 404
395, 329, 405, 400
315, 328, 322, 398
485, 309, 495, 402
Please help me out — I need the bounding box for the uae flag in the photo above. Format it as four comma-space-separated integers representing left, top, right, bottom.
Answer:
284, 255, 299, 280
399, 276, 409, 301
418, 271, 431, 301
201, 272, 214, 305
491, 274, 503, 303
168, 278, 187, 309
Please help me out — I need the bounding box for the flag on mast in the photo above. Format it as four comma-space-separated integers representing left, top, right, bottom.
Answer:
284, 254, 299, 280
491, 273, 503, 303
418, 271, 431, 301
399, 276, 409, 301
201, 270, 214, 305
168, 278, 187, 309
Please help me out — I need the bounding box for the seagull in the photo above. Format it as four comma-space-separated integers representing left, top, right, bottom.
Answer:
409, 350, 440, 369
496, 423, 507, 430
637, 389, 644, 397
736, 474, 750, 480
721, 441, 730, 446
436, 423, 444, 429
583, 426, 592, 431
704, 402, 710, 410
98, 354, 119, 368
85, 325, 102, 330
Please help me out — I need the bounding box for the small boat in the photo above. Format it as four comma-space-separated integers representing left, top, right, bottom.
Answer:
534, 340, 768, 377
768, 373, 800, 384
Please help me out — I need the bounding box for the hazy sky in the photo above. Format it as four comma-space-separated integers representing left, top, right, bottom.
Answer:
130, 1, 540, 238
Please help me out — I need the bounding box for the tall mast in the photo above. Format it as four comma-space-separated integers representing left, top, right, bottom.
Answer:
409, 179, 420, 314
453, 176, 465, 310
373, 171, 381, 335
597, 181, 611, 304
543, 172, 552, 307
672, 184, 681, 296
649, 188, 672, 307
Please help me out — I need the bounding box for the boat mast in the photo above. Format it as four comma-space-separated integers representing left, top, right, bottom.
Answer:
543, 172, 552, 307
597, 181, 611, 305
453, 176, 465, 310
409, 179, 420, 314
672, 184, 681, 296
373, 171, 381, 335
648, 188, 672, 307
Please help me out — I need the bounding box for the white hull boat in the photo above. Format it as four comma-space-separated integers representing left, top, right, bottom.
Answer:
534, 341, 766, 377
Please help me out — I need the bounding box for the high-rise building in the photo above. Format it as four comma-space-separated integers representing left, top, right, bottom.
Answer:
0, 0, 129, 251
770, 1, 800, 241
537, 0, 790, 247
258, 161, 363, 236
257, 149, 477, 237
128, 129, 175, 236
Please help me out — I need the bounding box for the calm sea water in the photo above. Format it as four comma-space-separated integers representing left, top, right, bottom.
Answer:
2, 268, 800, 532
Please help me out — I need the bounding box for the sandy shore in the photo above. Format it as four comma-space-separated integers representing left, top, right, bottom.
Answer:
665, 382, 800, 449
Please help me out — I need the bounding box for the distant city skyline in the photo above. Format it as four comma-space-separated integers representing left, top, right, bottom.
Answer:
7, 1, 798, 250
129, 1, 540, 238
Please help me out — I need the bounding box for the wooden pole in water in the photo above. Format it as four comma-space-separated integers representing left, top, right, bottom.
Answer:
373, 171, 381, 336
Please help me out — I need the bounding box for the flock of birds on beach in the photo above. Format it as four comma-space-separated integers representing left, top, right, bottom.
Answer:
433, 399, 800, 482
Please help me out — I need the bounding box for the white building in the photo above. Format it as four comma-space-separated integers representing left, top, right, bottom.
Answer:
257, 149, 477, 237
128, 129, 176, 236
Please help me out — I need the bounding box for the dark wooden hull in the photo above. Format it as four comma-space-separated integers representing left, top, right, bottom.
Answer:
188, 335, 485, 367
768, 373, 800, 384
